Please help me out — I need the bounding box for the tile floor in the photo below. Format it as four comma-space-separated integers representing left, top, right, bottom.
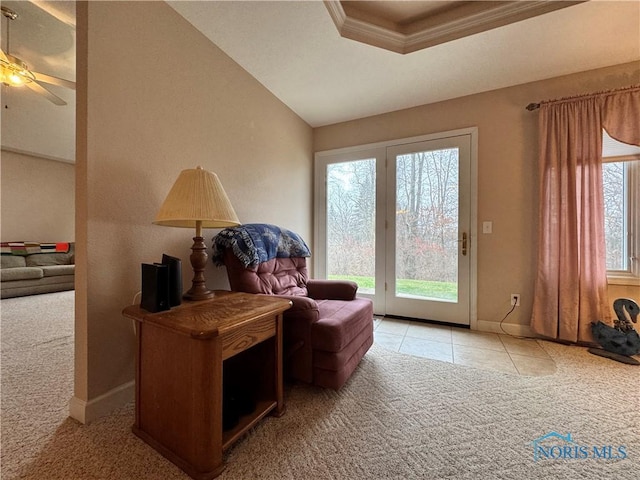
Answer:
373, 317, 557, 376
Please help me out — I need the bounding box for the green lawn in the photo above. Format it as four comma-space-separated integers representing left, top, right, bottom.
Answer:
329, 275, 457, 301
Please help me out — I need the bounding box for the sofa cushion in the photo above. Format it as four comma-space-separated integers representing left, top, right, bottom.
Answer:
0, 276, 75, 298
0, 267, 44, 282
26, 252, 73, 267
1, 255, 27, 268
42, 265, 75, 277
311, 298, 373, 352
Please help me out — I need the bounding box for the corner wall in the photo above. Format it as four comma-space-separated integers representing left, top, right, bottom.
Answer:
314, 61, 640, 332
0, 150, 75, 242
74, 1, 312, 422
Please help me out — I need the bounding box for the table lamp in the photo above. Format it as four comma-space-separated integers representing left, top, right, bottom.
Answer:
153, 166, 240, 300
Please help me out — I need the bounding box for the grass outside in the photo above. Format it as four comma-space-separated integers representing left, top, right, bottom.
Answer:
329, 275, 457, 301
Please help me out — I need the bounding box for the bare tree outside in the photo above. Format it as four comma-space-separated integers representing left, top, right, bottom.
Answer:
395, 149, 458, 300
326, 149, 459, 300
327, 159, 376, 293
602, 161, 626, 271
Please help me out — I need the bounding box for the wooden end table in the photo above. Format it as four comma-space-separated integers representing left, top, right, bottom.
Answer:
122, 291, 291, 479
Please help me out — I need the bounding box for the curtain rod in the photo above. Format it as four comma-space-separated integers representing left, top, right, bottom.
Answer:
525, 84, 639, 111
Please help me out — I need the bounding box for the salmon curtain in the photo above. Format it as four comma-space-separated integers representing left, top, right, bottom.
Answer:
531, 86, 640, 343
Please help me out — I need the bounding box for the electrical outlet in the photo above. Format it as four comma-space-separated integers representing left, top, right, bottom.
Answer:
511, 294, 521, 306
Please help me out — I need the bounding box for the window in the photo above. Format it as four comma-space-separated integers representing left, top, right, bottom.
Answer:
602, 131, 640, 280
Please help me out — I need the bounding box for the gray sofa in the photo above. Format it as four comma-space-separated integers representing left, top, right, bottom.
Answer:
1, 243, 75, 299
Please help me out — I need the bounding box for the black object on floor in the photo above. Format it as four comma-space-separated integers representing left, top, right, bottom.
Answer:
587, 347, 640, 365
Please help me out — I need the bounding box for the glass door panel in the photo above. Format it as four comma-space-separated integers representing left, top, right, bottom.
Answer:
387, 136, 471, 325
315, 130, 475, 325
395, 148, 459, 302
326, 159, 376, 295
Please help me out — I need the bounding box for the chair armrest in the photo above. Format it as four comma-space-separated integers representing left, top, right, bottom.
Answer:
272, 294, 318, 313
306, 279, 357, 301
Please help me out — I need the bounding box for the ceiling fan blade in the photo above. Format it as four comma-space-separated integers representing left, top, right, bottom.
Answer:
0, 49, 8, 62
33, 71, 75, 90
25, 80, 67, 106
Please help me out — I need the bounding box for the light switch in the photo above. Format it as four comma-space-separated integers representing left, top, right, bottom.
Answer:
483, 221, 493, 234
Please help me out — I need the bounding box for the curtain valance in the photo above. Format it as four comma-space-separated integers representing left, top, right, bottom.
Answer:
602, 86, 640, 147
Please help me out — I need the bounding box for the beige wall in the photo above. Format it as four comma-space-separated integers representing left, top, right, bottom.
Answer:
75, 1, 312, 418
74, 0, 638, 420
314, 61, 640, 332
0, 150, 75, 242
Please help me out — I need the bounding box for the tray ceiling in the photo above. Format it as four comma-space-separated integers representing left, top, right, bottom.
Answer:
326, 1, 585, 54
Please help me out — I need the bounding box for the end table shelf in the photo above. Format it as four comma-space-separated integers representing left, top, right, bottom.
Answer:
123, 291, 291, 480
222, 398, 279, 450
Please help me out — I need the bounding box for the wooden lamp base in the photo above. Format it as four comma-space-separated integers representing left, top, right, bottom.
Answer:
183, 236, 216, 301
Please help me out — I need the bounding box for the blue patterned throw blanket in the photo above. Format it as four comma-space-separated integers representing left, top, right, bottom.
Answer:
212, 223, 311, 267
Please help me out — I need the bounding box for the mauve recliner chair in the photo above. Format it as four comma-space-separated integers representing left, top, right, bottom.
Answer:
213, 224, 373, 390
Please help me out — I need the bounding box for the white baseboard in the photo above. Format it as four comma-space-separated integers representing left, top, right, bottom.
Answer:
476, 320, 535, 338
69, 380, 135, 425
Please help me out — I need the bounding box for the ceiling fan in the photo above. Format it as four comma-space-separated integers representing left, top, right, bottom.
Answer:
1, 5, 75, 106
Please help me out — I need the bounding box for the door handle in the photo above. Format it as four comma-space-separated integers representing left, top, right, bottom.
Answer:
461, 232, 467, 256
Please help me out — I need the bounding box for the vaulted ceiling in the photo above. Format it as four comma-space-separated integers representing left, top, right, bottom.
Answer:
1, 1, 639, 162
168, 0, 640, 127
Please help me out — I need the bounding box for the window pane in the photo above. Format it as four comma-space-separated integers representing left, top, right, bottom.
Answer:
326, 159, 376, 294
602, 161, 627, 271
395, 149, 459, 302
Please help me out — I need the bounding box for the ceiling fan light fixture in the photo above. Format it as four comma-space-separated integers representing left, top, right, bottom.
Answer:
0, 4, 73, 105
1, 55, 36, 87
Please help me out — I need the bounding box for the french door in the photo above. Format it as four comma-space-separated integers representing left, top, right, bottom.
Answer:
315, 129, 476, 326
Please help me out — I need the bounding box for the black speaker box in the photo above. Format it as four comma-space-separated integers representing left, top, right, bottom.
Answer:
141, 263, 170, 313
162, 254, 183, 307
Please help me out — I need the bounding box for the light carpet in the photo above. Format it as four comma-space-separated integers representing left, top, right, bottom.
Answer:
1, 291, 638, 479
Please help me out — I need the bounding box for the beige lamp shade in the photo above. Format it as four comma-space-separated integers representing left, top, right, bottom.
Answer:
153, 166, 240, 230
153, 166, 239, 301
